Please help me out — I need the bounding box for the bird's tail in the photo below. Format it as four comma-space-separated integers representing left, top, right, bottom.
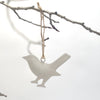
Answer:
51, 53, 70, 70
54, 72, 61, 76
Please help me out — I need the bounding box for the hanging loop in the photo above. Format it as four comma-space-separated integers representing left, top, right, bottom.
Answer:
37, 2, 46, 62
41, 57, 46, 63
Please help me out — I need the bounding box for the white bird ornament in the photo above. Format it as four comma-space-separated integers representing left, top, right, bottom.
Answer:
23, 53, 70, 87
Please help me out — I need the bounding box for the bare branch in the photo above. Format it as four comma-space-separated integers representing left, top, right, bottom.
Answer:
54, 12, 100, 35
0, 1, 51, 29
13, 10, 51, 29
0, 1, 100, 35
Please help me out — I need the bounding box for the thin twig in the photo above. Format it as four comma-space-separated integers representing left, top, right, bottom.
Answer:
43, 14, 59, 23
49, 14, 60, 32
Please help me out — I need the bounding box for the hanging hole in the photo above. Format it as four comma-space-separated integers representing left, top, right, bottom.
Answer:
40, 57, 46, 63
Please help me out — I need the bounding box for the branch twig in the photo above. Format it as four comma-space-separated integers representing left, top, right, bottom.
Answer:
49, 14, 60, 32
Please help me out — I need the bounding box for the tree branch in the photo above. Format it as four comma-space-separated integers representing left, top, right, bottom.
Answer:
0, 1, 52, 29
0, 1, 100, 35
13, 10, 51, 29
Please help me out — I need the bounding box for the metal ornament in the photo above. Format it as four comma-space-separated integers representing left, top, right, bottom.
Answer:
23, 53, 70, 87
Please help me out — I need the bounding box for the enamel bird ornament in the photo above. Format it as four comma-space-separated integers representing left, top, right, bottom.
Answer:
23, 53, 70, 87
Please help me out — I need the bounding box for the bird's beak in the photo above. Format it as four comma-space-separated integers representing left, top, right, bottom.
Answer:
22, 55, 31, 60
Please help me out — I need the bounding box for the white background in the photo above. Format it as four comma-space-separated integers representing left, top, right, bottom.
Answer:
0, 0, 100, 100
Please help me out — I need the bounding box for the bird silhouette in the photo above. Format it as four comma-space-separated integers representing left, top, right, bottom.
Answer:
0, 92, 7, 97
23, 53, 70, 87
